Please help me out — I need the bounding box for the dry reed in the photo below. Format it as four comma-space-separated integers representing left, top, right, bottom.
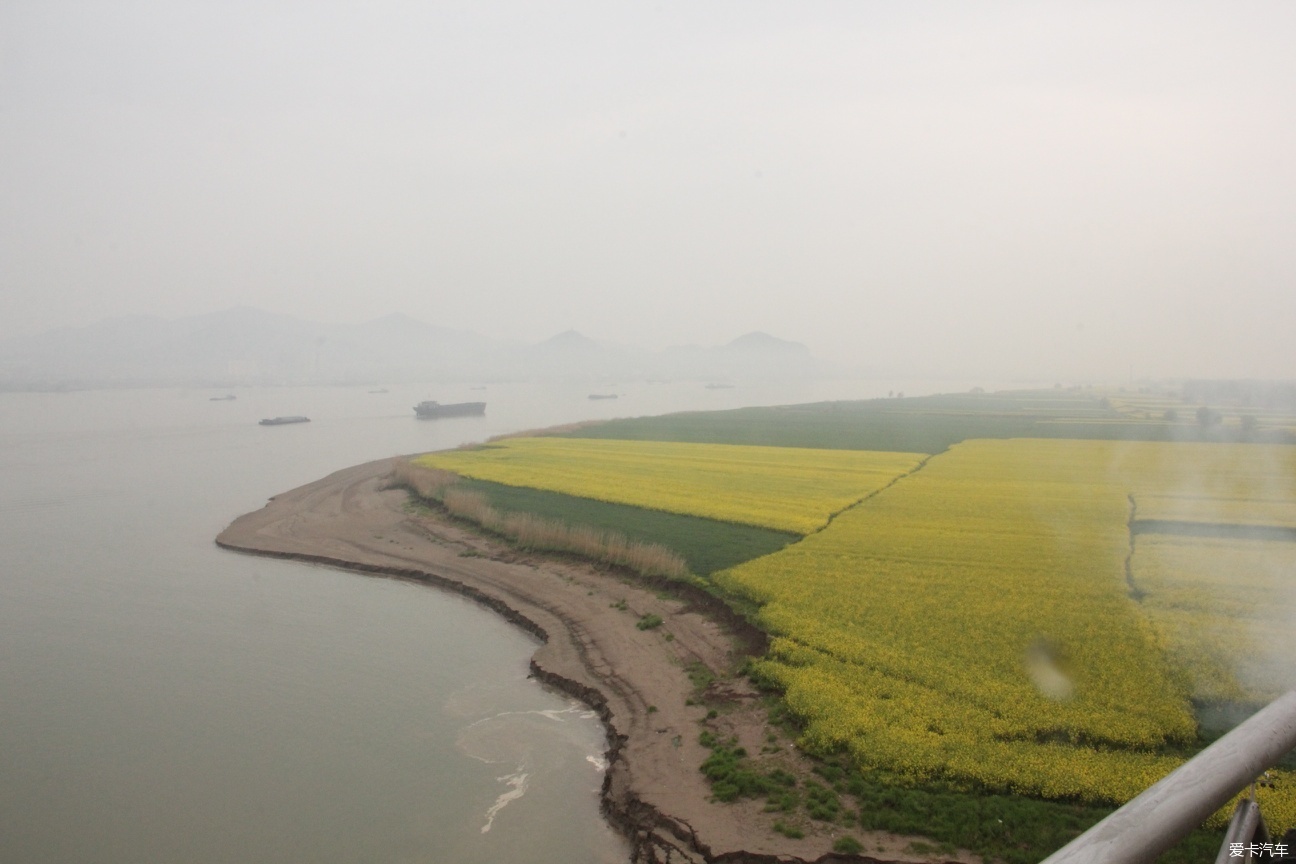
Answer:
391, 460, 461, 501
431, 479, 687, 580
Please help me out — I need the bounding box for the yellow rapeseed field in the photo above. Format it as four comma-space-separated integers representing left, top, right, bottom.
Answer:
715, 438, 1296, 828
1117, 442, 1296, 527
416, 437, 923, 534
1133, 534, 1296, 703
420, 432, 1296, 828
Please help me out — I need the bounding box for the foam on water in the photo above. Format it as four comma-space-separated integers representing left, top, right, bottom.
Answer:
481, 768, 530, 833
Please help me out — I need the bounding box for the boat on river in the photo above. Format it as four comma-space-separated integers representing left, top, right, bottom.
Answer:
414, 401, 486, 419
259, 416, 310, 426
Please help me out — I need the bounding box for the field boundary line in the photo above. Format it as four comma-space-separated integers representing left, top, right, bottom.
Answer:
808, 451, 938, 535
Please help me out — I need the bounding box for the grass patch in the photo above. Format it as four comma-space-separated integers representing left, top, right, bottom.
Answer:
457, 478, 797, 575
699, 733, 799, 809
686, 660, 715, 693
838, 759, 1222, 864
833, 835, 863, 854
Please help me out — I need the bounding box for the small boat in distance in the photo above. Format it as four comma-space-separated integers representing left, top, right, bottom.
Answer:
588, 393, 618, 400
209, 394, 237, 401
259, 416, 310, 426
414, 401, 486, 419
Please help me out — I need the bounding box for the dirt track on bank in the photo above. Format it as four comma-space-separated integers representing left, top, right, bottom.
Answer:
216, 457, 972, 864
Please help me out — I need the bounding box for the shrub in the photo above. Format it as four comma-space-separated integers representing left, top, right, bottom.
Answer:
805, 781, 842, 821
636, 614, 663, 630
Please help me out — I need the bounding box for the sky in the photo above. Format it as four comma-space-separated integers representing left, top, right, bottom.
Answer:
2, 1, 1294, 381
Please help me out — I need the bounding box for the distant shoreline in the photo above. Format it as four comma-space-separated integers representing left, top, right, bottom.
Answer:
215, 457, 944, 864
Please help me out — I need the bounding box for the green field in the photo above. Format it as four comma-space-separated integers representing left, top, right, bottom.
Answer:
459, 478, 798, 575
560, 389, 1294, 453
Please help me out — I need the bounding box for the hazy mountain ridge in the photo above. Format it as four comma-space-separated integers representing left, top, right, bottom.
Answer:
0, 308, 820, 389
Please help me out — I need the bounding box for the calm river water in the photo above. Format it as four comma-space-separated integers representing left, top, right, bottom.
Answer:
0, 377, 981, 864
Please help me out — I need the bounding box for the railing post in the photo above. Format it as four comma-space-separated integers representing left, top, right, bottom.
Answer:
1214, 796, 1268, 864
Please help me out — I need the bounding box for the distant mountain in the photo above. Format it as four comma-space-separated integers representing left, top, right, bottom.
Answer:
0, 307, 499, 388
331, 312, 499, 380
725, 331, 811, 355
658, 331, 817, 382
529, 330, 609, 360
0, 309, 821, 389
517, 330, 643, 380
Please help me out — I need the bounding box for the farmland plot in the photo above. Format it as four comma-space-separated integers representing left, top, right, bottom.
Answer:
418, 437, 923, 534
1133, 535, 1296, 703
715, 439, 1296, 827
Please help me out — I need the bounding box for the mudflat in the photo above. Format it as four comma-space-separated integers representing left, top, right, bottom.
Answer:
217, 458, 969, 864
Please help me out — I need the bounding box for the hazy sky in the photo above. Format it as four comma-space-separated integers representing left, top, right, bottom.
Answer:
3, 2, 1294, 380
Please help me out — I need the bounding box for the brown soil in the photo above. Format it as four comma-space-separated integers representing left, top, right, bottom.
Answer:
216, 457, 978, 864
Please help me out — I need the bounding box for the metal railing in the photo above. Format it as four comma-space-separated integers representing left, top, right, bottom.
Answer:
1041, 690, 1296, 864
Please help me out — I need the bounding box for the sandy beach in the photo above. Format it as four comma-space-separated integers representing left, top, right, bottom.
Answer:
217, 458, 972, 864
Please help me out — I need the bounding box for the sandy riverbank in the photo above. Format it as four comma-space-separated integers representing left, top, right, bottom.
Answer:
216, 457, 973, 864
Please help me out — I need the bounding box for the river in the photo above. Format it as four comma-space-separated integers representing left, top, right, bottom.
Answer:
0, 377, 983, 863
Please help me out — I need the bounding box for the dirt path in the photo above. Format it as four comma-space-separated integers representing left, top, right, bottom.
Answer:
216, 457, 973, 864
